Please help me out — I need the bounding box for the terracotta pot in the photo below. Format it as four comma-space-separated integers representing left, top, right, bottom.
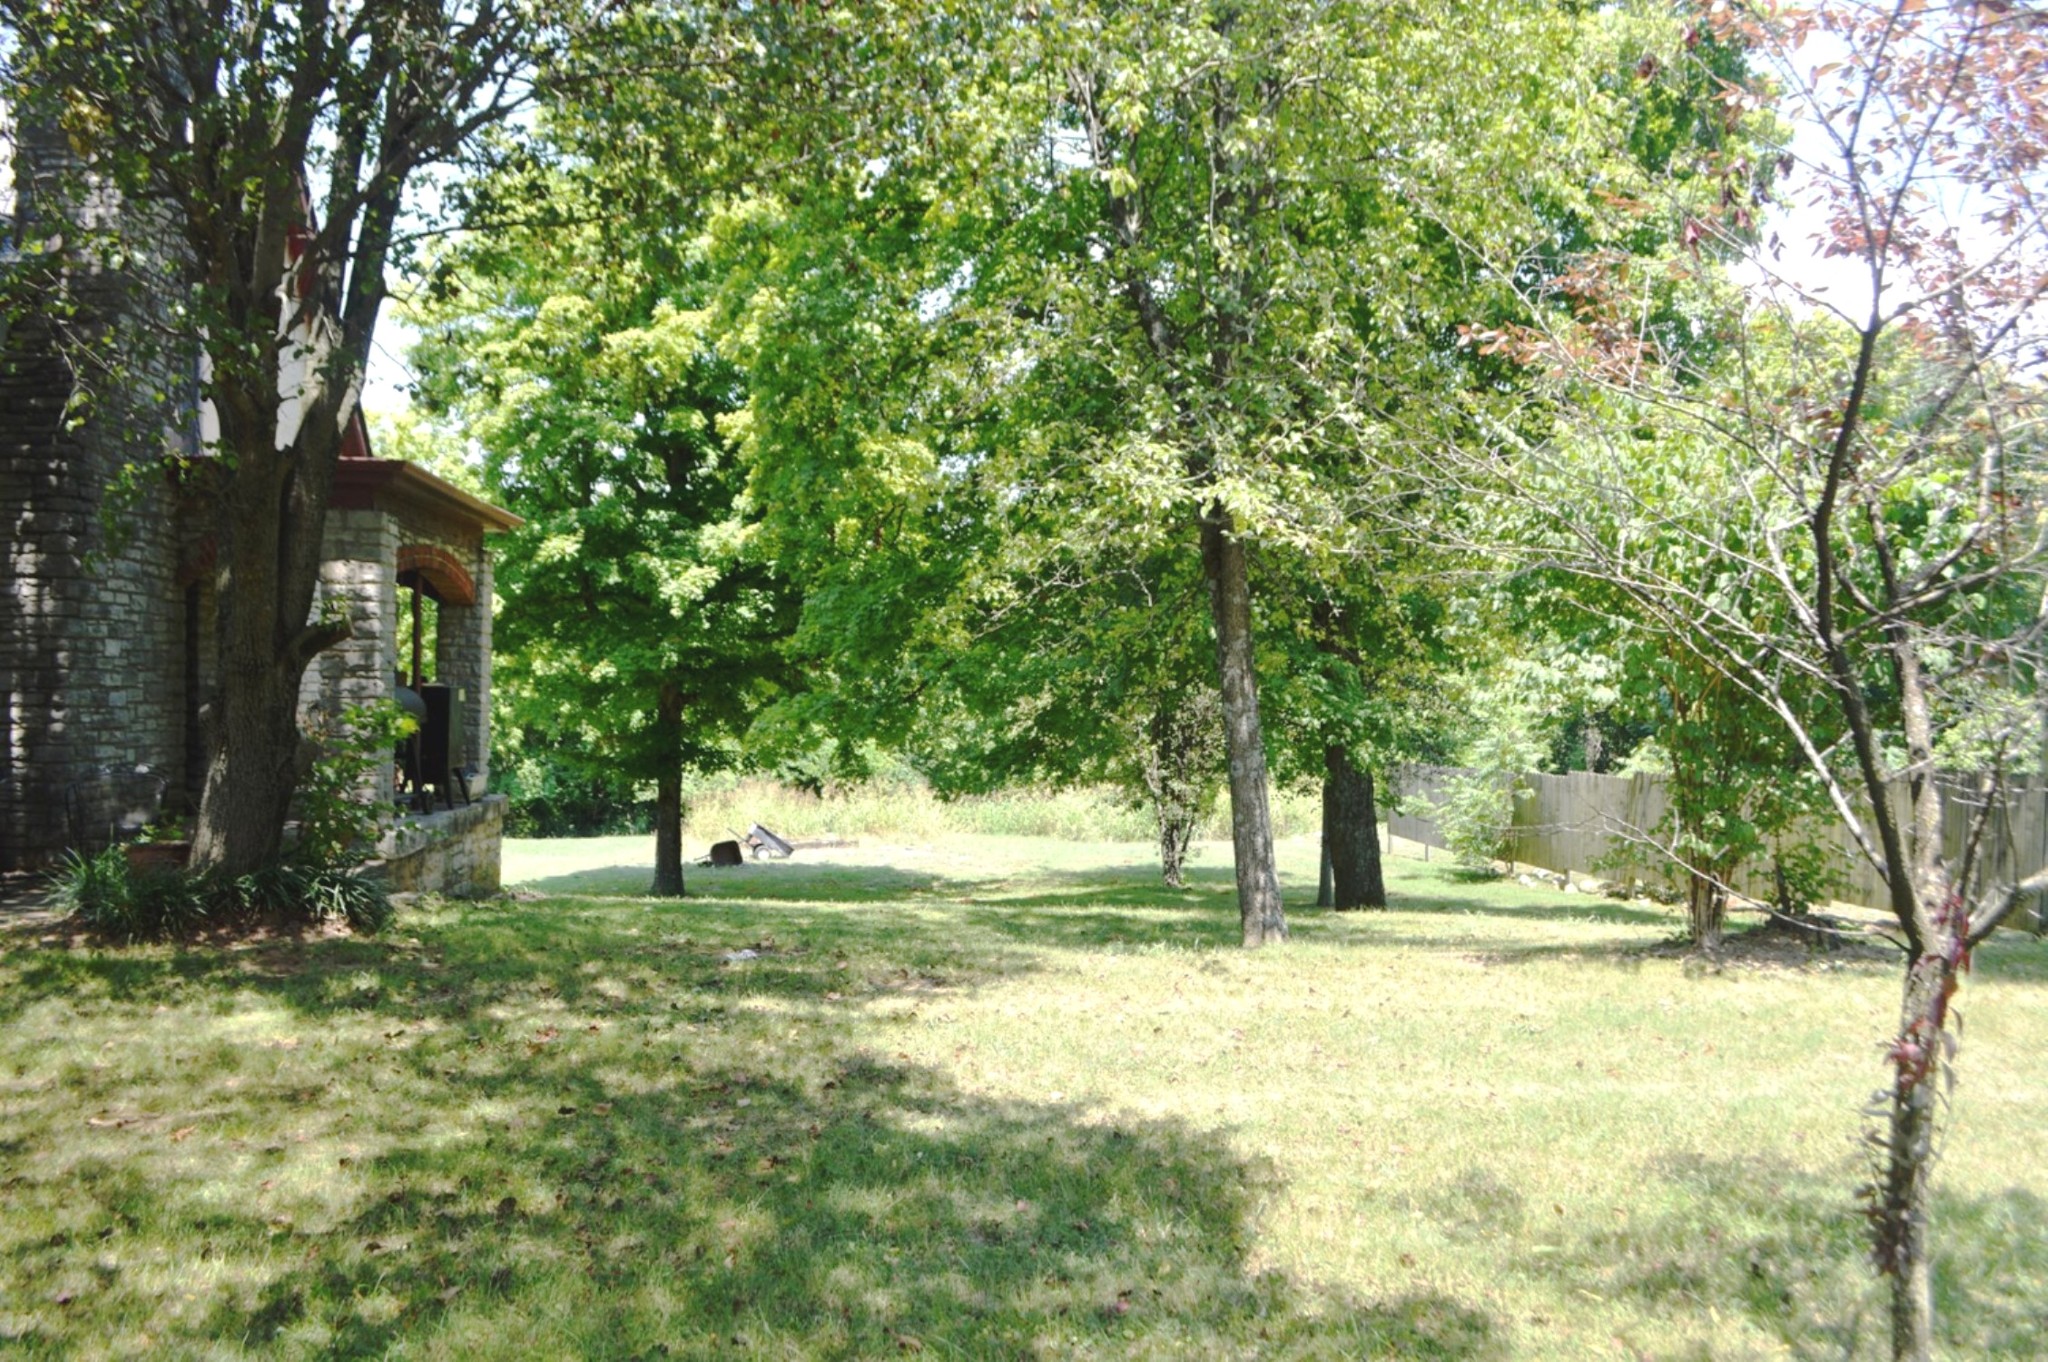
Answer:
124, 841, 191, 874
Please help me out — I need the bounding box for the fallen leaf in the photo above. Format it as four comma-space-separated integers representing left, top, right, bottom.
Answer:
592, 1103, 614, 1116
169, 1126, 197, 1143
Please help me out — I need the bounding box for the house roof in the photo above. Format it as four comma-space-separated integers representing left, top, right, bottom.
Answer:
329, 459, 524, 534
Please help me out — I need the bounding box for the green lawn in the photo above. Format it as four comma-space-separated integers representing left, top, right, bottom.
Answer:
3, 833, 2044, 1358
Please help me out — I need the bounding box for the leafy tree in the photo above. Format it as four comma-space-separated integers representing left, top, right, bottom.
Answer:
1263, 563, 1465, 909
713, 0, 1640, 946
899, 539, 1227, 889
413, 206, 789, 897
1470, 2, 2048, 1352
2, 0, 594, 874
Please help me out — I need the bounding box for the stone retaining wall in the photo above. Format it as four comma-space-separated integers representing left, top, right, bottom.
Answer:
371, 794, 505, 898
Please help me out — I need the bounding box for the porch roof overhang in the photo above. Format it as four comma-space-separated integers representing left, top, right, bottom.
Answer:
329, 459, 524, 536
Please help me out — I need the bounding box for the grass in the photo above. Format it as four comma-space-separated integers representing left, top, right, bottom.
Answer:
676, 777, 1324, 848
1, 832, 2044, 1358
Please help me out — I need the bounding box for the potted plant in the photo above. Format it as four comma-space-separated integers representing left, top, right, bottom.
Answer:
124, 819, 192, 873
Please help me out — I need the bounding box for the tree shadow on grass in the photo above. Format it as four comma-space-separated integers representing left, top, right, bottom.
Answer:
1522, 1152, 2047, 1359
10, 1039, 1502, 1358
516, 859, 955, 904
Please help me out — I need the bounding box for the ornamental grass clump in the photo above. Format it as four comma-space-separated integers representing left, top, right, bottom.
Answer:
51, 850, 391, 941
49, 847, 209, 942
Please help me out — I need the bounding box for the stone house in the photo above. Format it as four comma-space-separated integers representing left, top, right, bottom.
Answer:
1, 118, 518, 893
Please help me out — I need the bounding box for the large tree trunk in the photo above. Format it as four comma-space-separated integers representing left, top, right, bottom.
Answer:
188, 421, 348, 877
1324, 746, 1385, 909
1199, 506, 1285, 946
1317, 829, 1334, 908
651, 685, 686, 897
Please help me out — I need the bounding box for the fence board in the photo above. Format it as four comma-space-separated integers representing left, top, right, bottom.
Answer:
1388, 764, 2048, 927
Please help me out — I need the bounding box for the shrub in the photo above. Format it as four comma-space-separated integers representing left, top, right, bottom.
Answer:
53, 849, 392, 942
51, 848, 209, 942
1428, 716, 1546, 875
215, 861, 394, 934
294, 701, 414, 868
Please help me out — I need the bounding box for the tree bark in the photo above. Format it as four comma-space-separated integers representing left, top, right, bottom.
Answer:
1878, 941, 1961, 1362
651, 685, 686, 897
1142, 691, 1219, 889
1200, 506, 1285, 946
1687, 872, 1726, 952
188, 420, 348, 877
1157, 810, 1194, 889
1325, 746, 1385, 909
1317, 819, 1334, 908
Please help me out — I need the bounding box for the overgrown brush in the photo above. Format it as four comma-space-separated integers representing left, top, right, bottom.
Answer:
680, 777, 1321, 846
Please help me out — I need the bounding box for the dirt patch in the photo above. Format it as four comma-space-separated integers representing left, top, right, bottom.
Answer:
1640, 917, 1896, 972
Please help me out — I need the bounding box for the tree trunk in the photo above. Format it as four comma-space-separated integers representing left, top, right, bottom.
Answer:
1199, 506, 1285, 946
1317, 817, 1334, 908
1878, 943, 1960, 1362
1142, 690, 1219, 890
188, 426, 347, 877
1325, 746, 1385, 909
190, 658, 313, 875
651, 685, 686, 897
1687, 872, 1725, 951
1158, 809, 1193, 889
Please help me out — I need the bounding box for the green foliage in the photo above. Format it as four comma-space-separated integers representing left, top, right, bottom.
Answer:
674, 775, 1322, 847
212, 861, 394, 936
413, 200, 794, 862
494, 744, 652, 838
50, 848, 209, 943
51, 846, 389, 940
673, 0, 1705, 899
1430, 717, 1548, 875
294, 703, 415, 871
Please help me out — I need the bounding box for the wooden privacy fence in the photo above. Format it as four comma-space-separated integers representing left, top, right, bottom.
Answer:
1387, 765, 2048, 922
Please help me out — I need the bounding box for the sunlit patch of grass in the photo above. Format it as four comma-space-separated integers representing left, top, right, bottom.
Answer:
1, 833, 2043, 1357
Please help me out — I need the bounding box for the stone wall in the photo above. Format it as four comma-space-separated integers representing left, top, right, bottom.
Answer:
297, 500, 499, 804
1, 126, 194, 869
372, 794, 505, 898
389, 506, 492, 792
433, 549, 494, 790
300, 508, 401, 802
3, 123, 507, 878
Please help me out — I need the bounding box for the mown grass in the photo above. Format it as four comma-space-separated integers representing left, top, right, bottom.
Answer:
2, 833, 2044, 1358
